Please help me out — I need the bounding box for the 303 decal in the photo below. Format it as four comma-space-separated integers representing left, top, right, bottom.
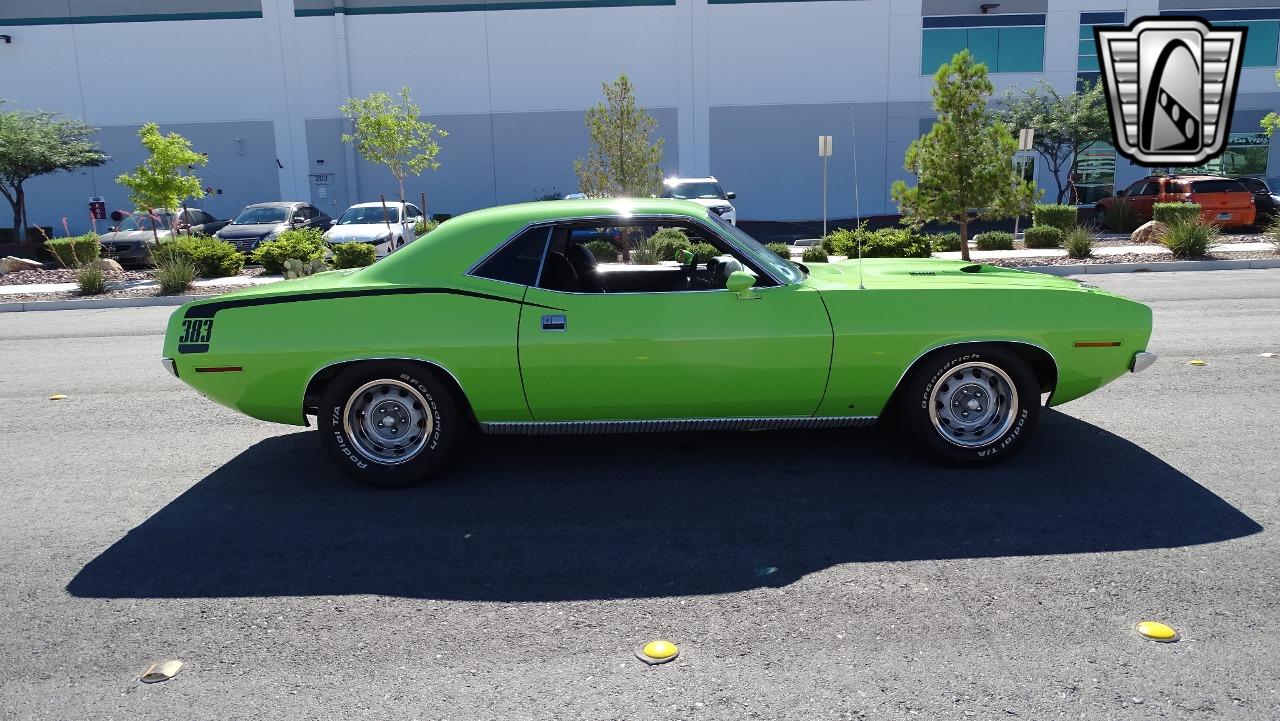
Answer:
179, 318, 214, 344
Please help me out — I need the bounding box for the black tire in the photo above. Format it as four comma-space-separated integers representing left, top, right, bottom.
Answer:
317, 361, 460, 487
901, 345, 1040, 467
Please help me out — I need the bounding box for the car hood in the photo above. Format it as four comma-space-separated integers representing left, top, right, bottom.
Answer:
217, 223, 282, 240
326, 224, 392, 242
803, 257, 1085, 291
683, 198, 733, 210
100, 230, 169, 243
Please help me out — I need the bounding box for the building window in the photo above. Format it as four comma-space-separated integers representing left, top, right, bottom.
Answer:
921, 15, 1045, 74
1163, 9, 1280, 67
1075, 143, 1117, 205
1178, 132, 1272, 176
1078, 12, 1125, 86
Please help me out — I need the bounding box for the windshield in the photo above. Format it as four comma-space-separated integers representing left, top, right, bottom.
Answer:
337, 206, 400, 224
117, 213, 173, 231
662, 181, 726, 200
707, 213, 803, 285
232, 207, 288, 225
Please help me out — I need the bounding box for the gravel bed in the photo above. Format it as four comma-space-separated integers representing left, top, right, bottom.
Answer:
0, 265, 265, 286
0, 284, 256, 304
988, 249, 1280, 267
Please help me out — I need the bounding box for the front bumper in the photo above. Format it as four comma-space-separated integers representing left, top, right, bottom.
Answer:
1131, 351, 1157, 373
101, 242, 153, 265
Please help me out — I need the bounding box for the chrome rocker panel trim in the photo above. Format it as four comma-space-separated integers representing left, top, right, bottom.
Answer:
480, 416, 878, 435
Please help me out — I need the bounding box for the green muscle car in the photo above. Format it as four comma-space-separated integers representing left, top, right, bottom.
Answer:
162, 198, 1155, 487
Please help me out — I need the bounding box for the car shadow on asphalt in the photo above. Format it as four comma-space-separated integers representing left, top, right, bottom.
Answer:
67, 409, 1261, 601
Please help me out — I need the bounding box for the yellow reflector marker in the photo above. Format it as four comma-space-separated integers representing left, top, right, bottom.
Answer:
49, 394, 67, 401
635, 640, 679, 665
1136, 621, 1179, 642
1188, 359, 1207, 366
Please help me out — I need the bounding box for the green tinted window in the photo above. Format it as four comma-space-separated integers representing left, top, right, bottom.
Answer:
921, 26, 1044, 74
921, 28, 967, 74
998, 27, 1044, 72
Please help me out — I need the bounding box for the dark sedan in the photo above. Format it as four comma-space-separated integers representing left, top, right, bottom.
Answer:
215, 202, 332, 254
99, 208, 230, 267
1232, 176, 1280, 225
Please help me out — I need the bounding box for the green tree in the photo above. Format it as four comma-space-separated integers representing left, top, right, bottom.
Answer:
340, 87, 447, 203
891, 50, 1037, 262
116, 123, 206, 241
575, 74, 665, 198
996, 79, 1111, 204
1262, 70, 1280, 137
0, 102, 108, 234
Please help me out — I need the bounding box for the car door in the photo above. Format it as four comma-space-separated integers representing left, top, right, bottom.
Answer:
404, 204, 422, 243
1127, 180, 1160, 220
516, 218, 833, 421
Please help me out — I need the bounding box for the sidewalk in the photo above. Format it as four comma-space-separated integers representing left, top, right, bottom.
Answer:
0, 273, 282, 297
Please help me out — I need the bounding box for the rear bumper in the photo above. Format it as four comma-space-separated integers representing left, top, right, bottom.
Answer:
1131, 351, 1157, 373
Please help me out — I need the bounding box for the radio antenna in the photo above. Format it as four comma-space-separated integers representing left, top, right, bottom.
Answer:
852, 107, 864, 290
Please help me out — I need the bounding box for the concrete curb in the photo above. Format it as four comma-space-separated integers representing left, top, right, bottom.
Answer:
0, 294, 197, 313
1019, 257, 1280, 276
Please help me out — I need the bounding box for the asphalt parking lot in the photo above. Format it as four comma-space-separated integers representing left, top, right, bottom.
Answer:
1, 269, 1277, 720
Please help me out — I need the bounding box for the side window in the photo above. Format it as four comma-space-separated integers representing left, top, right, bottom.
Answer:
536, 219, 774, 294
471, 227, 550, 286
1132, 182, 1158, 196
407, 205, 422, 219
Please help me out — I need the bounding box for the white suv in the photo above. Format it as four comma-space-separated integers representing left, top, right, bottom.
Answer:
661, 176, 737, 225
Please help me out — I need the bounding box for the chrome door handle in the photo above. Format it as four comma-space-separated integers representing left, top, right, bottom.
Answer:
541, 314, 567, 331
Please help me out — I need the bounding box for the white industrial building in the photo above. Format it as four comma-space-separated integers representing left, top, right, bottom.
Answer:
2, 0, 1279, 234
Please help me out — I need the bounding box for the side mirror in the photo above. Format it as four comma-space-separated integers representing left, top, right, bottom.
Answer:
725, 192, 736, 200
1115, 189, 1126, 197
292, 214, 306, 224
726, 270, 758, 300
675, 249, 695, 266
107, 226, 118, 233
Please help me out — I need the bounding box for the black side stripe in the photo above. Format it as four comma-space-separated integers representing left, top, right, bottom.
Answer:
183, 287, 562, 319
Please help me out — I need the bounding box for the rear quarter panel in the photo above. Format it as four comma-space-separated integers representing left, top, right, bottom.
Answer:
163, 278, 531, 425
814, 283, 1152, 417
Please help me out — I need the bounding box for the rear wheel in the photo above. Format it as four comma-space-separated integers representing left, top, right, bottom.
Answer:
901, 345, 1040, 466
317, 361, 460, 487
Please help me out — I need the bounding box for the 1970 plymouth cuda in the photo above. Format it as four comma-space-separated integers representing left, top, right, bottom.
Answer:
163, 198, 1155, 487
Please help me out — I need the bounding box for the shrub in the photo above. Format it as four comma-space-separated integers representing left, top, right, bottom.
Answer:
929, 232, 961, 252
801, 246, 828, 263
691, 241, 718, 264
413, 218, 439, 237
1268, 217, 1280, 251
765, 242, 791, 260
822, 228, 858, 256
1153, 202, 1202, 226
1032, 204, 1077, 231
1102, 197, 1140, 233
583, 239, 618, 263
77, 263, 107, 295
46, 233, 100, 268
630, 238, 660, 265
1022, 226, 1064, 249
156, 257, 196, 295
649, 228, 692, 261
1064, 227, 1095, 259
156, 234, 243, 278
283, 257, 329, 280
1161, 219, 1216, 258
974, 231, 1014, 251
330, 242, 377, 269
252, 227, 327, 274
862, 227, 933, 258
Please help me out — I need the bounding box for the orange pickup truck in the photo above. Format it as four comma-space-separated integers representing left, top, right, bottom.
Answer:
1096, 175, 1256, 228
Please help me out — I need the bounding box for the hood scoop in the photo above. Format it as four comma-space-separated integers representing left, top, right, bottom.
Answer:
959, 264, 983, 273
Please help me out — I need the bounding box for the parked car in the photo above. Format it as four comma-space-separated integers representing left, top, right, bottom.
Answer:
1095, 175, 1255, 228
661, 176, 737, 224
99, 208, 229, 267
324, 201, 425, 258
215, 202, 332, 254
163, 198, 1154, 488
1231, 176, 1280, 224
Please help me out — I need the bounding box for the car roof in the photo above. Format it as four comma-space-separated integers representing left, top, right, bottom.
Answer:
1146, 174, 1241, 183
242, 201, 302, 208
348, 201, 410, 208
664, 176, 718, 184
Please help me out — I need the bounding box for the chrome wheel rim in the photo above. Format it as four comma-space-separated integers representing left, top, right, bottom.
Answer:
927, 362, 1018, 448
342, 379, 432, 465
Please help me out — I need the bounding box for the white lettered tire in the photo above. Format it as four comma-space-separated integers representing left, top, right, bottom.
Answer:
902, 345, 1040, 466
318, 361, 459, 487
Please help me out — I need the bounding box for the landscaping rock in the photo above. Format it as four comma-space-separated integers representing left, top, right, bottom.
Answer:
1131, 221, 1168, 244
0, 256, 43, 275
95, 258, 124, 273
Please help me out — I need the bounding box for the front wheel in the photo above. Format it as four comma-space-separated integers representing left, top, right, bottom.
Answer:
901, 345, 1040, 466
318, 361, 460, 487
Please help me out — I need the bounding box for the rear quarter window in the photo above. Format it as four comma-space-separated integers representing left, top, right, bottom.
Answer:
1190, 180, 1247, 194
